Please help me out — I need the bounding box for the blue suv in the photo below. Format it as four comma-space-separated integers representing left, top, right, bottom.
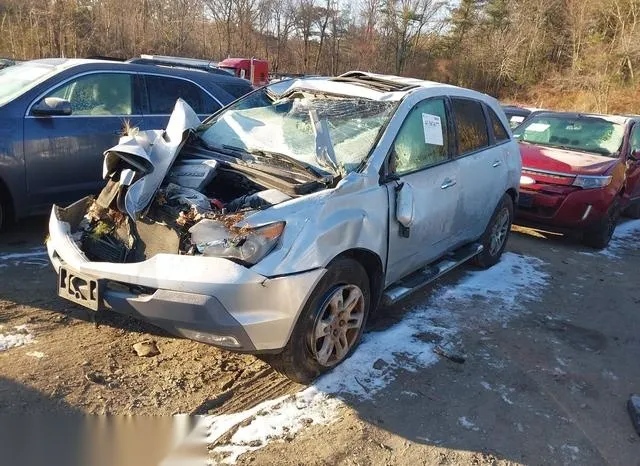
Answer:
0, 58, 253, 230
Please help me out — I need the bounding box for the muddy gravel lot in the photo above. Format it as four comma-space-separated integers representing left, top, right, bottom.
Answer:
1, 216, 639, 465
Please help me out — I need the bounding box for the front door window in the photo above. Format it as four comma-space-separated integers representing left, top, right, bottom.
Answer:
391, 98, 450, 174
47, 73, 133, 116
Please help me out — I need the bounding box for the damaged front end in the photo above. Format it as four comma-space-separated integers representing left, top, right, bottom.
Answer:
70, 99, 309, 267
47, 99, 333, 351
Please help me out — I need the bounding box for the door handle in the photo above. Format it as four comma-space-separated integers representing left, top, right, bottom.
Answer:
492, 160, 502, 167
441, 178, 456, 189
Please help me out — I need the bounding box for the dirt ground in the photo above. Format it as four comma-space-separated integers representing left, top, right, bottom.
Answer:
1, 216, 639, 465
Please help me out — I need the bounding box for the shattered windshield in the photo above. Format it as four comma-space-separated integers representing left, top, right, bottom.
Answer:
514, 114, 624, 157
199, 87, 397, 174
0, 62, 59, 107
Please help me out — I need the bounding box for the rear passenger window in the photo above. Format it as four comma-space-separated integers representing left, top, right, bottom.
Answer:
488, 107, 510, 142
146, 76, 209, 114
451, 98, 489, 155
391, 98, 450, 174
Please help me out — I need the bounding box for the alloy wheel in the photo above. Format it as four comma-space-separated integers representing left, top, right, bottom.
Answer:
310, 284, 365, 367
489, 208, 510, 256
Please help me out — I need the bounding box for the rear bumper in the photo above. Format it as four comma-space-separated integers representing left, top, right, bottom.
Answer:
516, 186, 614, 230
47, 203, 325, 352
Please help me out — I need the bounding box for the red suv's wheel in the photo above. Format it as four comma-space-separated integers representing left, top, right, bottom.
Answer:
583, 199, 620, 249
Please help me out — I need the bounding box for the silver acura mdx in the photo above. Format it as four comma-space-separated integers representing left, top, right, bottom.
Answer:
47, 71, 521, 383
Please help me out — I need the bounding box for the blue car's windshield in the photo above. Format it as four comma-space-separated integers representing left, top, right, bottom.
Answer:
0, 62, 59, 107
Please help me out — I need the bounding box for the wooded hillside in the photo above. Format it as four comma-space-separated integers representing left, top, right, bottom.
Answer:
1, 0, 639, 113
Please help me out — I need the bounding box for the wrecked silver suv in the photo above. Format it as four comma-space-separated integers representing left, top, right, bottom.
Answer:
47, 72, 521, 383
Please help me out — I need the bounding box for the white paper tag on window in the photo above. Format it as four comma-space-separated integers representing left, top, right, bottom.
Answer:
511, 116, 525, 123
526, 123, 550, 132
422, 113, 443, 146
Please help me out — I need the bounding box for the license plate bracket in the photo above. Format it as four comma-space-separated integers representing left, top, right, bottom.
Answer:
58, 267, 101, 311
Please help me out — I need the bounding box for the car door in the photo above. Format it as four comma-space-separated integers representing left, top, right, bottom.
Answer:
450, 98, 507, 242
385, 97, 461, 286
625, 122, 640, 202
23, 71, 142, 210
142, 74, 223, 130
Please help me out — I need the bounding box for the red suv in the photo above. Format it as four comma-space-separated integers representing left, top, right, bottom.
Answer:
513, 112, 640, 248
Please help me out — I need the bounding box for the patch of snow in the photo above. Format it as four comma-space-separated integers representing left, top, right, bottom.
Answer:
601, 369, 618, 381
592, 219, 640, 259
26, 351, 45, 359
206, 252, 549, 463
0, 326, 35, 351
458, 416, 480, 431
561, 444, 580, 461
553, 367, 566, 376
481, 381, 492, 391
555, 357, 568, 367
207, 388, 341, 464
0, 247, 49, 268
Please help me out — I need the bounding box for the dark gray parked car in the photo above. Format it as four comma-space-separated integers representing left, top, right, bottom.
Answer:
0, 58, 253, 230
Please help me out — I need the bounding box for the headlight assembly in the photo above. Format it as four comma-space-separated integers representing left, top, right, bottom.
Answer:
573, 175, 612, 189
195, 221, 285, 265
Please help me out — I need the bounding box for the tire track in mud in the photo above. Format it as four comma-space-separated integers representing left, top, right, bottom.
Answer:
191, 364, 300, 416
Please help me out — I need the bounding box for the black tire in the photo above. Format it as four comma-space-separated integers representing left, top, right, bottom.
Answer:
473, 194, 514, 269
266, 258, 371, 384
583, 199, 620, 249
624, 202, 640, 219
0, 193, 7, 233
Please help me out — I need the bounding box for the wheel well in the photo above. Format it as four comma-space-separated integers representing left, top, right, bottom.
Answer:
330, 248, 384, 311
506, 188, 518, 204
0, 177, 15, 222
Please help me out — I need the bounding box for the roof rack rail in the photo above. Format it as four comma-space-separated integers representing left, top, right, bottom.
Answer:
86, 55, 126, 61
126, 55, 233, 76
330, 71, 419, 92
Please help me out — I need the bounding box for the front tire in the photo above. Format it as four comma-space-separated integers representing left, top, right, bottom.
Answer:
583, 200, 620, 249
266, 258, 371, 384
473, 194, 514, 269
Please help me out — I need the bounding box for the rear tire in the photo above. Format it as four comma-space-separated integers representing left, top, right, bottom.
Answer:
473, 194, 514, 269
265, 258, 371, 384
583, 200, 620, 249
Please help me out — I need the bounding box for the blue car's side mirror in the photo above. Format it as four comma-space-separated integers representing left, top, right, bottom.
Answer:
32, 97, 72, 116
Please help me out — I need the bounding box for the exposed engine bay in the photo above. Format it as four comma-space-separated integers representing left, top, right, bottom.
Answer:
70, 99, 328, 266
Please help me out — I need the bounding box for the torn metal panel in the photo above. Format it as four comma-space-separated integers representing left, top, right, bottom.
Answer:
103, 99, 201, 219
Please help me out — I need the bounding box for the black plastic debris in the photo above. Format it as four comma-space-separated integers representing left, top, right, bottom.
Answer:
83, 235, 129, 263
628, 394, 640, 436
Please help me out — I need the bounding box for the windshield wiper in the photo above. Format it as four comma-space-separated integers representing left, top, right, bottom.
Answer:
217, 144, 331, 182
246, 148, 332, 181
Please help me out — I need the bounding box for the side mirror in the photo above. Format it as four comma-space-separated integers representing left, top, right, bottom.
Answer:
32, 97, 72, 116
630, 149, 640, 162
395, 182, 415, 237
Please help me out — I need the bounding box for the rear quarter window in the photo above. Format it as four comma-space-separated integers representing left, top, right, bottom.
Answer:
145, 75, 205, 114
488, 107, 510, 142
451, 98, 490, 155
220, 82, 253, 100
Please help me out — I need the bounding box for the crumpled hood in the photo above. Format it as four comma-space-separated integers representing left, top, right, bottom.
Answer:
519, 143, 618, 176
102, 99, 201, 219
